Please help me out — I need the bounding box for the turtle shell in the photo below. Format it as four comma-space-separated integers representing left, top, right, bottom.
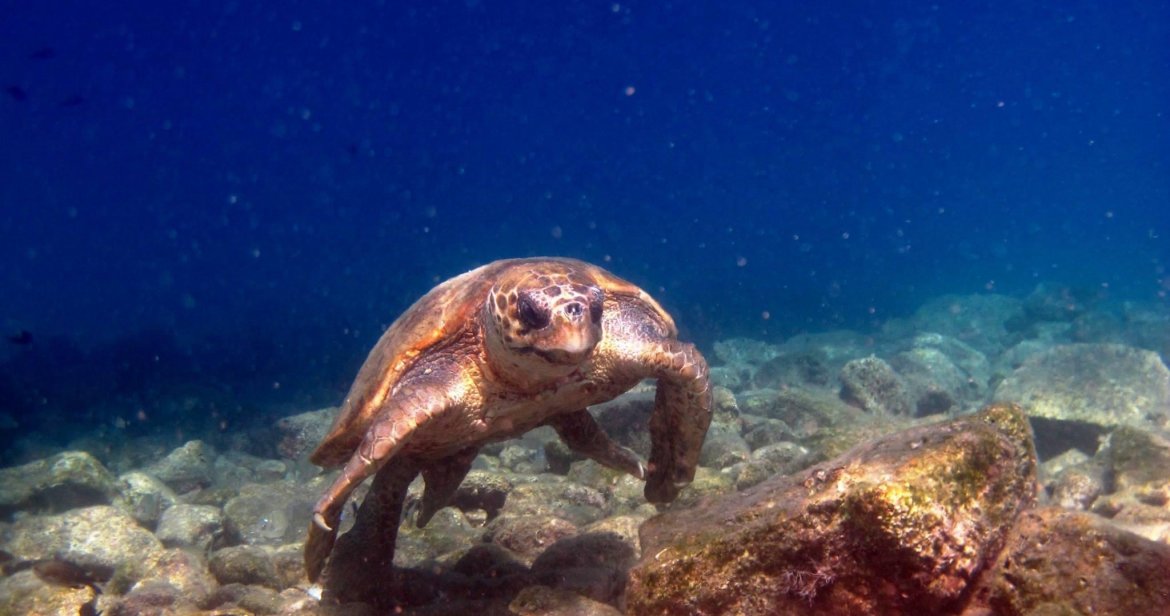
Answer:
310, 257, 674, 468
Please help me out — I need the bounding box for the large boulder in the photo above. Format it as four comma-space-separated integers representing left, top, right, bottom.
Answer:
994, 343, 1170, 456
625, 403, 1037, 615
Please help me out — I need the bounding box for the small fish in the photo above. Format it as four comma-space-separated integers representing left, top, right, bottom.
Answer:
4, 85, 28, 102
29, 47, 57, 60
7, 330, 32, 345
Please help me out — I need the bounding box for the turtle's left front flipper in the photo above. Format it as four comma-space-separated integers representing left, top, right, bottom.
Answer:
546, 409, 647, 479
642, 339, 712, 503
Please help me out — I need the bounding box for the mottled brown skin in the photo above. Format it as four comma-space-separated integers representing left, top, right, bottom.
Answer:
304, 257, 711, 602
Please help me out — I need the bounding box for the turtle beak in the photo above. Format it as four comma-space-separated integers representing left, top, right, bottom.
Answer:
559, 325, 593, 355
538, 303, 600, 364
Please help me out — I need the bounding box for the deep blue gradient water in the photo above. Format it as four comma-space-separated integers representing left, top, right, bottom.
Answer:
1, 1, 1167, 452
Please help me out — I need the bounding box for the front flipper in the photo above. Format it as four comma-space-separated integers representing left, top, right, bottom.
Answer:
320, 455, 422, 605
546, 409, 646, 479
305, 371, 465, 582
640, 339, 712, 503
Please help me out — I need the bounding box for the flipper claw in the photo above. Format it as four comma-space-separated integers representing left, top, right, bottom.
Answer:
313, 512, 333, 531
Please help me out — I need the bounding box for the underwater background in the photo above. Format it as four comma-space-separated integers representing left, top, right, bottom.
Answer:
3, 0, 1167, 462
2, 1, 1168, 455
3, 2, 1170, 614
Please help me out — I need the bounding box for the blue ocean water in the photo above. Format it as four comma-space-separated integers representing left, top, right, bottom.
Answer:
1, 1, 1167, 456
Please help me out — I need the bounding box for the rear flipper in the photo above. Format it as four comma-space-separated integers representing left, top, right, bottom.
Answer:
546, 408, 646, 479
415, 446, 479, 527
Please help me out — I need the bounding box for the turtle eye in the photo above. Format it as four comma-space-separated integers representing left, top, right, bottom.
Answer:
517, 294, 550, 330
589, 290, 604, 325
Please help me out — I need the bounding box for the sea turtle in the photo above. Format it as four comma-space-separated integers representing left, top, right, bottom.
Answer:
304, 257, 711, 599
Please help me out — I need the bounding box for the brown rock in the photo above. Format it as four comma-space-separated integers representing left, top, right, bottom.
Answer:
625, 403, 1037, 615
966, 507, 1170, 615
209, 545, 282, 589
486, 514, 579, 561
0, 570, 97, 616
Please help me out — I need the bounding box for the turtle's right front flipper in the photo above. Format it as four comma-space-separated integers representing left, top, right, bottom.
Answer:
319, 455, 423, 605
305, 368, 469, 582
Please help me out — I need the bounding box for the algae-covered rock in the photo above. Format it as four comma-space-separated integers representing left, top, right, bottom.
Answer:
1047, 459, 1106, 511
591, 390, 654, 457
626, 403, 1037, 615
713, 338, 782, 366
733, 442, 814, 491
751, 349, 833, 391
497, 478, 609, 527
449, 469, 512, 521
1024, 281, 1101, 322
697, 421, 750, 469
0, 450, 119, 518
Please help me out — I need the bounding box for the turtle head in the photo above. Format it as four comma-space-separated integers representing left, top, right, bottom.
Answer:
484, 268, 604, 377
